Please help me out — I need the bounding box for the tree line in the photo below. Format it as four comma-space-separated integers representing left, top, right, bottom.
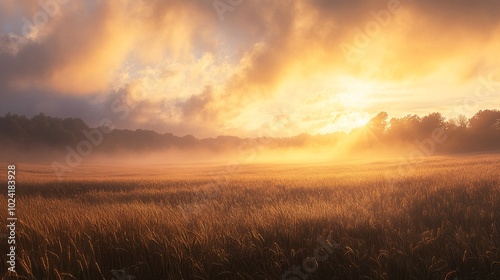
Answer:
364, 110, 500, 153
0, 110, 499, 154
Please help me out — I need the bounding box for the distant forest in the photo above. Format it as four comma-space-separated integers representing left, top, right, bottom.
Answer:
0, 110, 500, 154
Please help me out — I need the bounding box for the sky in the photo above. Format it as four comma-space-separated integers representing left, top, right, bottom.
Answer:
0, 0, 499, 138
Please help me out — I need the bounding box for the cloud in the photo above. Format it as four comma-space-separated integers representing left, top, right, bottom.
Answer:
0, 0, 219, 93
1, 0, 499, 137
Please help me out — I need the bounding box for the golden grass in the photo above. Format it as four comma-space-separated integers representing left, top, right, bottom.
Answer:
1, 154, 500, 279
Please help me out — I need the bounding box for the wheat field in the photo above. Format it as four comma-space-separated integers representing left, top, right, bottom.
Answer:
1, 154, 500, 279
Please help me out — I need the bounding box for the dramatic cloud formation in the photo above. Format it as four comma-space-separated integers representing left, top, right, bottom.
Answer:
1, 0, 499, 137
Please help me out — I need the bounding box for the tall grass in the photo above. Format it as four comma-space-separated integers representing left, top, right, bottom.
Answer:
1, 155, 499, 279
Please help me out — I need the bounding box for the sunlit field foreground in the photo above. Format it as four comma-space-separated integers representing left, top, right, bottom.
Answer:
1, 154, 500, 279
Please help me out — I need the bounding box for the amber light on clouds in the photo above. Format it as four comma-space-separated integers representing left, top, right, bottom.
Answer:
0, 0, 499, 137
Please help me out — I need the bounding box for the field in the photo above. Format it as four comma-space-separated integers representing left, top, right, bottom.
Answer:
1, 154, 500, 280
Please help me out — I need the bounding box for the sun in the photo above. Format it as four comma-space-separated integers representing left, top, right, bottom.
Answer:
317, 77, 375, 134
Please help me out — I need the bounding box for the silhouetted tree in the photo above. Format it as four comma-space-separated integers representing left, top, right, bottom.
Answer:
469, 110, 500, 132
418, 112, 445, 136
466, 110, 500, 151
367, 112, 388, 137
388, 114, 420, 141
457, 114, 469, 129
